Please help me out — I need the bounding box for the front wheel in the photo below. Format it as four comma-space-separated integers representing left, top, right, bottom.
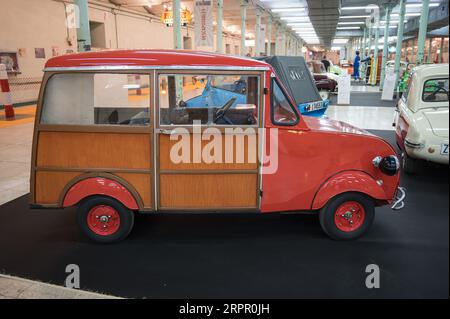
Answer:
77, 196, 135, 244
319, 193, 375, 241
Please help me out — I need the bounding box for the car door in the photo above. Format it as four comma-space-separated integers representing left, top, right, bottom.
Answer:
154, 70, 264, 211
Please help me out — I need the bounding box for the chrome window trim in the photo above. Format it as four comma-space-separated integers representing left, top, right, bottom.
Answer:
44, 66, 271, 72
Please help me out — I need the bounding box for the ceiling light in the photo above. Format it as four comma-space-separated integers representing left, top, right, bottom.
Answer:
271, 8, 306, 13
333, 39, 349, 44
406, 3, 440, 8
341, 5, 379, 10
337, 27, 361, 30
340, 15, 370, 19
338, 21, 365, 25
281, 17, 310, 22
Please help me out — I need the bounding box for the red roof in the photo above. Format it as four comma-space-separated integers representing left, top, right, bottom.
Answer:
45, 49, 270, 69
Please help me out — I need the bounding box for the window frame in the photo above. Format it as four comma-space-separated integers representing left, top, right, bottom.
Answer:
421, 77, 449, 103
270, 78, 300, 127
156, 70, 263, 129
38, 70, 153, 132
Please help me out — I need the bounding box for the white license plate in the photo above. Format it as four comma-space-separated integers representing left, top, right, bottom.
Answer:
441, 144, 449, 155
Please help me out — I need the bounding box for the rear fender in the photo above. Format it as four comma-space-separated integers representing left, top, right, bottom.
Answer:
311, 171, 387, 210
62, 177, 140, 210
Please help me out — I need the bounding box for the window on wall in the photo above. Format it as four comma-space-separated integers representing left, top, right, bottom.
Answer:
158, 74, 259, 126
271, 79, 299, 126
41, 73, 150, 126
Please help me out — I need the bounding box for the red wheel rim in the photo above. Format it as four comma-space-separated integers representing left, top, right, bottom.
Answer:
334, 201, 366, 232
87, 205, 121, 236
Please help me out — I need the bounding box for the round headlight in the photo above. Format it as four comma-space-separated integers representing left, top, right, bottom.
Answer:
379, 155, 400, 176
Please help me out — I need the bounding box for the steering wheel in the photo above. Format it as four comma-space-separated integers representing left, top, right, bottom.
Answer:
425, 86, 449, 101
215, 97, 237, 123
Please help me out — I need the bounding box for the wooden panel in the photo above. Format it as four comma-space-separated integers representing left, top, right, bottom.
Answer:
159, 133, 258, 170
115, 173, 152, 208
159, 174, 258, 208
37, 132, 151, 169
35, 171, 79, 204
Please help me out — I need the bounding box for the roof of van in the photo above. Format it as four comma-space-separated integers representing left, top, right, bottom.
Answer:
44, 49, 271, 70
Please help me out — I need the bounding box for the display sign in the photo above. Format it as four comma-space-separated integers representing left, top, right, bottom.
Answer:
337, 72, 351, 105
194, 0, 213, 47
257, 24, 266, 55
161, 8, 192, 27
382, 69, 396, 100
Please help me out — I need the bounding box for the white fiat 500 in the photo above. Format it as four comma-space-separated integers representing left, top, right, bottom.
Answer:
395, 64, 449, 174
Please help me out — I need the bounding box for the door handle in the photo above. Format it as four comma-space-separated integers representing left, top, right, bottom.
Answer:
155, 128, 173, 135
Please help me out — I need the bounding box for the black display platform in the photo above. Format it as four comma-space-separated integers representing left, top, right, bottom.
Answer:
0, 130, 448, 298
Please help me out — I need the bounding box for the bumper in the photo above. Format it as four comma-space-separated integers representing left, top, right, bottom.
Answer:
391, 187, 406, 210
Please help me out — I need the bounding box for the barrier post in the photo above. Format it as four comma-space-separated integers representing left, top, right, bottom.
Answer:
0, 64, 15, 121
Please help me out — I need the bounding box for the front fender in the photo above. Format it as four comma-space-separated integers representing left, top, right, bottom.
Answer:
311, 170, 388, 210
62, 177, 140, 210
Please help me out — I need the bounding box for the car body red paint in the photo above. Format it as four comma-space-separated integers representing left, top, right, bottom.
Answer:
63, 178, 139, 210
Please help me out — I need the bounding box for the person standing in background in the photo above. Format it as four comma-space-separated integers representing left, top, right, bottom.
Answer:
352, 51, 361, 80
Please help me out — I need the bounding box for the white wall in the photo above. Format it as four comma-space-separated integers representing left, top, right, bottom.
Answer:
0, 0, 242, 103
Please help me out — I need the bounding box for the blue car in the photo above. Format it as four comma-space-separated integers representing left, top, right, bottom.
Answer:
186, 76, 328, 118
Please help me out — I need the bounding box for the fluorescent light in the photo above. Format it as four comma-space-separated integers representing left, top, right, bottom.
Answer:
340, 15, 370, 19
271, 8, 306, 13
331, 46, 342, 50
338, 21, 365, 25
406, 3, 440, 8
341, 5, 378, 10
337, 27, 361, 30
333, 39, 349, 44
281, 16, 310, 22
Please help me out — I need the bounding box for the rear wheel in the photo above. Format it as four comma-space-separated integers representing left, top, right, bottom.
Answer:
402, 152, 420, 175
77, 196, 134, 244
319, 193, 375, 240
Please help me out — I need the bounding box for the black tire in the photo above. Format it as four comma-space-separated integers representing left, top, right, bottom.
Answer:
319, 193, 375, 241
77, 196, 134, 244
402, 152, 420, 175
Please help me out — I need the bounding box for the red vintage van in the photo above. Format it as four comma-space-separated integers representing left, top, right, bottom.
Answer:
31, 50, 405, 243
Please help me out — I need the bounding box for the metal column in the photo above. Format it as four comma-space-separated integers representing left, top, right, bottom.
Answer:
240, 1, 247, 56
216, 0, 224, 53
267, 16, 272, 56
380, 5, 392, 89
416, 0, 430, 65
394, 0, 406, 85
173, 0, 182, 49
75, 0, 91, 52
255, 9, 262, 57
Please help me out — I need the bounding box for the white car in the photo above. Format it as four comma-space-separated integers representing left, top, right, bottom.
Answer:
386, 60, 408, 73
394, 64, 449, 174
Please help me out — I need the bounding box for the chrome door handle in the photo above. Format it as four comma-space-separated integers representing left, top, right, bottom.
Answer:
155, 128, 173, 135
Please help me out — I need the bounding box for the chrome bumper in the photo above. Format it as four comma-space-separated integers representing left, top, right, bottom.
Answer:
391, 187, 406, 210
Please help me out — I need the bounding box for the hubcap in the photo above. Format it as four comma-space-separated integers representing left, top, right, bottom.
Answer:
334, 201, 366, 232
87, 205, 120, 236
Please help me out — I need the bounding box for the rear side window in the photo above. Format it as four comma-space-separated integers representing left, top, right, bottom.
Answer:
422, 78, 449, 103
41, 73, 150, 126
271, 79, 299, 126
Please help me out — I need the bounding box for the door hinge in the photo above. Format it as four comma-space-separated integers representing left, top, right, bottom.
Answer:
259, 190, 263, 197
263, 88, 269, 95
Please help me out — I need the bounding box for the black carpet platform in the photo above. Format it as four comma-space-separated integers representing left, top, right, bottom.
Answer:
330, 92, 399, 108
0, 130, 448, 298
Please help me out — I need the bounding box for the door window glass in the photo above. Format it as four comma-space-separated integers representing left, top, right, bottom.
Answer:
158, 74, 259, 126
271, 80, 299, 126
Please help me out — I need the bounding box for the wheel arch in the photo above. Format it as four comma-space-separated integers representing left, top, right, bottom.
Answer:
59, 173, 143, 210
311, 170, 388, 211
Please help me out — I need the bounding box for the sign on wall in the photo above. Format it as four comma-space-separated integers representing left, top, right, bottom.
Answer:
258, 24, 266, 55
194, 0, 213, 48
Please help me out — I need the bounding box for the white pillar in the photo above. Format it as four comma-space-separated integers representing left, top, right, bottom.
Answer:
255, 9, 262, 56
240, 0, 247, 56
216, 0, 224, 53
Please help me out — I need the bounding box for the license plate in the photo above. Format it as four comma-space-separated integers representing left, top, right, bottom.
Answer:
441, 144, 449, 155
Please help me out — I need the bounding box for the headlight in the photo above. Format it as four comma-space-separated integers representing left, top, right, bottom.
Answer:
373, 155, 400, 176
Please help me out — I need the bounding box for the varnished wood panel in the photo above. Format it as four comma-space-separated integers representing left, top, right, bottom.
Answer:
35, 171, 79, 204
159, 133, 258, 170
159, 174, 258, 208
115, 173, 152, 208
36, 132, 151, 169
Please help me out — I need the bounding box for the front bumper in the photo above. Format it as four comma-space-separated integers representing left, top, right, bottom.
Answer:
391, 187, 406, 210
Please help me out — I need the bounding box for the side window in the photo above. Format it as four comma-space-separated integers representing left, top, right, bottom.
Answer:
271, 79, 299, 126
158, 74, 259, 126
41, 73, 150, 126
422, 78, 449, 102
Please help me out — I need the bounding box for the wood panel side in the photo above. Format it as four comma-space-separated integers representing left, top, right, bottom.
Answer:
115, 173, 152, 209
35, 171, 80, 204
159, 174, 258, 209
